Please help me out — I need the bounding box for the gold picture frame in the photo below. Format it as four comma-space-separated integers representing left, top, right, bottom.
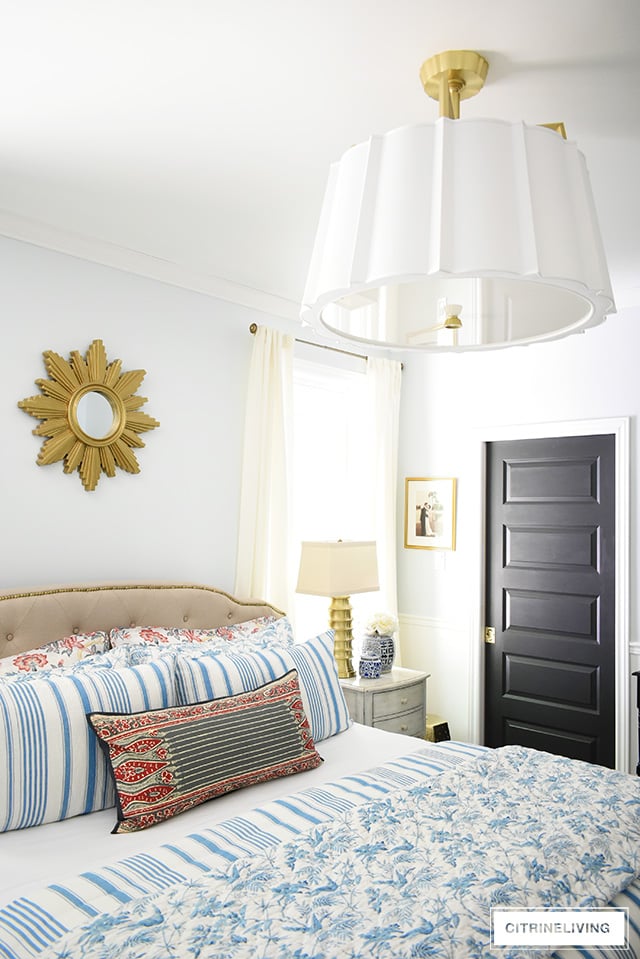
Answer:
404, 477, 457, 550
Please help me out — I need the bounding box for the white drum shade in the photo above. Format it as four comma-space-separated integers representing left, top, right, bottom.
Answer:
301, 118, 615, 352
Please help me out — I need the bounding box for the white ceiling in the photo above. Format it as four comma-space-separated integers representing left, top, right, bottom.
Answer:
2, 0, 639, 318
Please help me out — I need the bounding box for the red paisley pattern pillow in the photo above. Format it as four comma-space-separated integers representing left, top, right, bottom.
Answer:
88, 669, 322, 833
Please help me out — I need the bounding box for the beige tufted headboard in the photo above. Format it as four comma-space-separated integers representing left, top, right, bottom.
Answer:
0, 583, 284, 659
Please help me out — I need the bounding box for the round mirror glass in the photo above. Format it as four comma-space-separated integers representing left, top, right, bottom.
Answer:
75, 390, 115, 440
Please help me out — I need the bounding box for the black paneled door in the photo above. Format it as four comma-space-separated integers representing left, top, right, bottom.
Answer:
484, 435, 616, 767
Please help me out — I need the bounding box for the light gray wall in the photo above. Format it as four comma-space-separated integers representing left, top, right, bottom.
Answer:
0, 235, 269, 591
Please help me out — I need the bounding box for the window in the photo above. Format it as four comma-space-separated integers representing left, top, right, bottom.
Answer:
291, 347, 378, 642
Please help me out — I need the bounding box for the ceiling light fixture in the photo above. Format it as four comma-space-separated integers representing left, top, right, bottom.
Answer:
301, 50, 616, 352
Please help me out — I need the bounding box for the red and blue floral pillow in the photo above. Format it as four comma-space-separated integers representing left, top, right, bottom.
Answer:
0, 631, 109, 680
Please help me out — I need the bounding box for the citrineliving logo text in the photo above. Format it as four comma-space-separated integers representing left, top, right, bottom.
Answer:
491, 908, 628, 949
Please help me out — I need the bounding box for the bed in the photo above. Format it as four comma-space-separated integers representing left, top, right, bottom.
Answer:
0, 582, 638, 959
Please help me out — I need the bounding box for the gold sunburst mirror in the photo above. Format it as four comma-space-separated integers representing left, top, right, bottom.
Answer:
19, 339, 160, 491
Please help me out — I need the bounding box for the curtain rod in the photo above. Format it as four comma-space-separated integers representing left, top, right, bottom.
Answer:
249, 323, 395, 365
249, 322, 367, 362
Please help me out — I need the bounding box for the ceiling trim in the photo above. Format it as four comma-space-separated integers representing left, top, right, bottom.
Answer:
0, 207, 301, 321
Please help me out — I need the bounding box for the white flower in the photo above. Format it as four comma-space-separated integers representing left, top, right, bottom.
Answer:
364, 612, 398, 636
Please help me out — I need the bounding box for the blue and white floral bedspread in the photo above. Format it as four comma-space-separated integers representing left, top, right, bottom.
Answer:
40, 746, 640, 959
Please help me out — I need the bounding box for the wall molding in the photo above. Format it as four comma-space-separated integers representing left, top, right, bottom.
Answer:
399, 613, 466, 633
469, 416, 631, 772
399, 613, 473, 737
0, 207, 300, 321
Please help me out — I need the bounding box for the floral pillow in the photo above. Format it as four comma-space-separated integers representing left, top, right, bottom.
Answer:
109, 616, 293, 651
0, 632, 110, 680
108, 617, 296, 668
109, 617, 274, 647
2, 646, 143, 680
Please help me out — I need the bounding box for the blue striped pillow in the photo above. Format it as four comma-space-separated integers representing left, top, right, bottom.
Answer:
175, 631, 350, 743
0, 657, 176, 832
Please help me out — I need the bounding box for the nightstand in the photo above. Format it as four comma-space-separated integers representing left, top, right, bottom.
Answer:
340, 667, 429, 738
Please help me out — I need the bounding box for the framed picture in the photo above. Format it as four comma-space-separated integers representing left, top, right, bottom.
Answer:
404, 477, 457, 550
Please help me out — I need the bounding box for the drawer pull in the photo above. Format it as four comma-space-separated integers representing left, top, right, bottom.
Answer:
400, 724, 408, 731
400, 697, 408, 705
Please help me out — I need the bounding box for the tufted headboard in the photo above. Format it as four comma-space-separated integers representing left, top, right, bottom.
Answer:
0, 583, 284, 659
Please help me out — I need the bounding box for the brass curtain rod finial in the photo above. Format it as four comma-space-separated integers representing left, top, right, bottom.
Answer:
249, 322, 258, 334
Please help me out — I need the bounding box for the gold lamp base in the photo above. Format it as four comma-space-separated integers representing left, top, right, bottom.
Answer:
329, 595, 356, 679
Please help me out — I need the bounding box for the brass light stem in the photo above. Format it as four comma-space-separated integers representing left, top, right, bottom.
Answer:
438, 77, 465, 119
437, 74, 452, 118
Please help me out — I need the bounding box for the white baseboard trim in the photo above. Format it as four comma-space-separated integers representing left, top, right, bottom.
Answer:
398, 613, 474, 740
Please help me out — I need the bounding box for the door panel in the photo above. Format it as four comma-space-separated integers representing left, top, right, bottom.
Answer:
484, 434, 615, 767
503, 655, 598, 708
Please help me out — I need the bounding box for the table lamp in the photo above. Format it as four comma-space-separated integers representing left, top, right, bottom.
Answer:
296, 540, 379, 678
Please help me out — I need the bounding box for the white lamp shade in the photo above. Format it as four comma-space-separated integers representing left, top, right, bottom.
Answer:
301, 118, 615, 352
296, 541, 379, 597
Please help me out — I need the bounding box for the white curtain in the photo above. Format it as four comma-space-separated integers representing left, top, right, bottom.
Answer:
234, 326, 294, 612
365, 356, 403, 623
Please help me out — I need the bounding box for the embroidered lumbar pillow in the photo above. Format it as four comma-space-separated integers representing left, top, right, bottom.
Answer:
88, 669, 322, 833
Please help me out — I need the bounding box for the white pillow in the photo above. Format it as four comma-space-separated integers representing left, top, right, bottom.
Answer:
175, 630, 350, 743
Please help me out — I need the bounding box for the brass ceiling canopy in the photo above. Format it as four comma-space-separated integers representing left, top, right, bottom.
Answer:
419, 50, 489, 119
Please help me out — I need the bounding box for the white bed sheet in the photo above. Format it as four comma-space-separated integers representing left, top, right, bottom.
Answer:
0, 723, 417, 910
